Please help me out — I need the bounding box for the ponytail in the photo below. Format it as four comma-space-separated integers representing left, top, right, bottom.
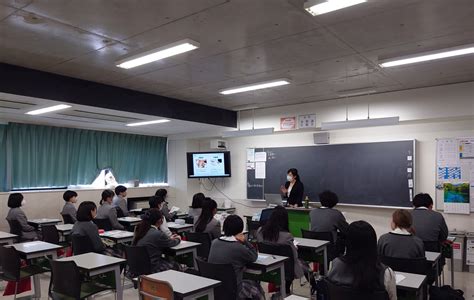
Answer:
133, 208, 163, 245
195, 198, 217, 233
100, 189, 115, 205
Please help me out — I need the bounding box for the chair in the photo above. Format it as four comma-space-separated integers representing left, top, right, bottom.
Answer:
380, 256, 434, 286
125, 246, 152, 279
259, 208, 274, 225
257, 242, 295, 293
423, 241, 441, 253
49, 259, 113, 300
7, 219, 23, 242
116, 207, 125, 218
139, 275, 174, 300
185, 232, 212, 260
301, 229, 340, 263
93, 218, 113, 231
196, 257, 237, 300
325, 278, 389, 300
71, 235, 95, 255
246, 219, 261, 242
0, 246, 49, 300
184, 216, 195, 224
61, 213, 75, 225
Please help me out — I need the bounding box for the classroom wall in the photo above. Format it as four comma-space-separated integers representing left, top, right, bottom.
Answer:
185, 81, 474, 237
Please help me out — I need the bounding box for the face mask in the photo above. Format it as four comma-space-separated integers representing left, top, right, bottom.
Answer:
21, 200, 26, 206
287, 175, 293, 181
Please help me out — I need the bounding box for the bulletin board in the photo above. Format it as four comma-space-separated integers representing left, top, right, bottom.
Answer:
436, 137, 474, 214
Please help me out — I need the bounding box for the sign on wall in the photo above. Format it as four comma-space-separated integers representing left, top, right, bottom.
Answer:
298, 114, 316, 129
280, 116, 297, 130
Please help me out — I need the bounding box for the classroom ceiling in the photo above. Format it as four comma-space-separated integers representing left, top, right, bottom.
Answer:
0, 0, 473, 111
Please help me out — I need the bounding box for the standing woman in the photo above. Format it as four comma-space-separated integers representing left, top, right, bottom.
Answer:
280, 168, 304, 207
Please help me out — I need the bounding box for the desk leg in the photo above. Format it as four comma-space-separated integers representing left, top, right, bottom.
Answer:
208, 289, 215, 300
114, 266, 123, 300
32, 274, 41, 299
280, 264, 287, 298
435, 261, 439, 287
323, 246, 328, 275
450, 256, 454, 288
192, 248, 198, 269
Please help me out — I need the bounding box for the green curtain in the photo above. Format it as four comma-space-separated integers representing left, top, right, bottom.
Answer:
7, 123, 167, 190
0, 125, 7, 191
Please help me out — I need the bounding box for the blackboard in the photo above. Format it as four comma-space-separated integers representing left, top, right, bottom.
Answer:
247, 140, 415, 207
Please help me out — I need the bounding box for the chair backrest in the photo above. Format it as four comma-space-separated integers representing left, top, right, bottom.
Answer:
116, 206, 125, 218
259, 208, 274, 225
7, 219, 23, 236
185, 232, 212, 259
42, 225, 60, 244
71, 234, 95, 255
184, 216, 194, 224
424, 241, 441, 253
380, 256, 429, 275
92, 218, 113, 231
125, 246, 152, 276
325, 278, 389, 300
61, 214, 75, 225
196, 257, 237, 300
301, 229, 335, 243
49, 259, 82, 299
257, 241, 295, 281
0, 246, 21, 280
139, 275, 174, 300
246, 219, 261, 241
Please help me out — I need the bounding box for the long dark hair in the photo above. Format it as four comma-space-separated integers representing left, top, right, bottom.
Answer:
287, 168, 300, 182
191, 193, 205, 209
132, 208, 163, 246
341, 221, 384, 291
100, 189, 114, 205
261, 206, 289, 242
195, 198, 217, 233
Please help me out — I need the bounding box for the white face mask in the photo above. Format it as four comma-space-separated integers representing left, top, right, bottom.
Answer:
287, 175, 293, 181
21, 200, 26, 206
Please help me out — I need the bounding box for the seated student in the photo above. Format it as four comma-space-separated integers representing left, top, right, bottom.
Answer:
112, 185, 129, 217
411, 193, 448, 246
71, 201, 106, 253
149, 196, 173, 237
310, 190, 348, 239
188, 192, 205, 220
256, 206, 308, 293
132, 208, 182, 272
96, 189, 124, 230
208, 215, 265, 300
155, 188, 176, 221
6, 193, 37, 240
61, 190, 78, 223
194, 197, 221, 240
328, 221, 397, 300
378, 209, 425, 259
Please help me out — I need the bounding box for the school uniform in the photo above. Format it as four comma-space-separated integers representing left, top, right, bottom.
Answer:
378, 228, 425, 259
208, 236, 265, 300
187, 207, 202, 220
112, 195, 129, 217
194, 216, 221, 240
96, 202, 125, 230
61, 202, 77, 223
256, 228, 306, 279
136, 226, 181, 272
161, 202, 176, 221
310, 207, 349, 236
411, 207, 448, 242
71, 221, 106, 253
6, 207, 37, 240
328, 257, 397, 300
284, 180, 304, 207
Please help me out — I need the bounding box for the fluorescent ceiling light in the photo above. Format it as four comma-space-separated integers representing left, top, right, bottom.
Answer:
304, 0, 367, 16
116, 39, 199, 69
321, 117, 399, 130
26, 104, 71, 115
337, 88, 377, 98
379, 44, 474, 68
220, 79, 290, 95
222, 127, 274, 138
126, 119, 170, 127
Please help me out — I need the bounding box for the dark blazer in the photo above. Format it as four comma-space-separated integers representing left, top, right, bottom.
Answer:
284, 180, 304, 207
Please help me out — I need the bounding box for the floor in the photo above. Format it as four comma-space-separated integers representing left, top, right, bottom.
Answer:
1, 268, 473, 299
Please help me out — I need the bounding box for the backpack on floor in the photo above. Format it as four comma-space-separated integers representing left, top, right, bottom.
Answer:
430, 285, 464, 300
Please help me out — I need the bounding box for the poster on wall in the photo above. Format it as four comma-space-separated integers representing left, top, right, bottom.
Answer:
280, 116, 297, 130
443, 182, 470, 214
298, 114, 316, 129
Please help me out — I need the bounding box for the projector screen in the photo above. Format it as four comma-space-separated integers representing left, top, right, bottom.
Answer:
187, 151, 231, 178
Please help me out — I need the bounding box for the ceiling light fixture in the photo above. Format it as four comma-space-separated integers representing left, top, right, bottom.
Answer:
321, 117, 399, 130
219, 79, 290, 95
337, 87, 377, 98
116, 39, 200, 69
126, 119, 170, 127
26, 104, 71, 115
304, 0, 367, 16
379, 44, 474, 68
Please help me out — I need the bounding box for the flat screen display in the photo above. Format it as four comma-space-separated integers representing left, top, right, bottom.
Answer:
187, 151, 231, 178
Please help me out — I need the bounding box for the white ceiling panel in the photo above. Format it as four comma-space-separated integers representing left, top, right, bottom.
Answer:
0, 0, 31, 9
0, 4, 15, 20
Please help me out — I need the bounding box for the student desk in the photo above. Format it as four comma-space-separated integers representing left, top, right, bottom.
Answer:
395, 271, 427, 300
57, 253, 125, 300
129, 208, 146, 216
118, 216, 142, 227
425, 251, 441, 287
294, 237, 330, 275
28, 218, 61, 229
10, 241, 61, 299
55, 224, 73, 236
245, 253, 289, 298
217, 207, 236, 214
166, 240, 200, 269
285, 296, 308, 300
146, 269, 221, 300
0, 231, 17, 244
100, 230, 134, 245
167, 222, 194, 234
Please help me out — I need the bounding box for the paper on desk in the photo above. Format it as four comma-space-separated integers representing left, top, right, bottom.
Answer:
170, 206, 180, 214
258, 254, 269, 260
293, 240, 300, 247
395, 274, 406, 284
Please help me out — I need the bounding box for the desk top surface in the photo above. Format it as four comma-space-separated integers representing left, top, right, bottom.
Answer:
55, 224, 74, 231
58, 252, 125, 270
118, 217, 142, 222
0, 231, 17, 239
425, 251, 441, 262
167, 222, 194, 229
100, 230, 134, 239
11, 241, 61, 254
170, 240, 200, 250
247, 253, 288, 269
294, 237, 329, 249
146, 270, 220, 295
395, 271, 426, 290
28, 218, 61, 225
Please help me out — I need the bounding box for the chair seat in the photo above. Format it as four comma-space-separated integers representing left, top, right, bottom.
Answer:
80, 281, 113, 299
0, 264, 48, 281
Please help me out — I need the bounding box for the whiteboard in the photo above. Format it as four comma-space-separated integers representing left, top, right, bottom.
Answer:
435, 137, 474, 213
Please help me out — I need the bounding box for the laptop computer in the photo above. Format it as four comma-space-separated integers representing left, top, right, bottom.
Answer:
264, 193, 284, 207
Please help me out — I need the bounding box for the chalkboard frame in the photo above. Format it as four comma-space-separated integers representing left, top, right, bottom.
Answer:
246, 139, 416, 209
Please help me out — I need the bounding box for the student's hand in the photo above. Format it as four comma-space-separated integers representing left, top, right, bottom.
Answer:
172, 234, 181, 240
235, 233, 246, 243
280, 185, 288, 194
